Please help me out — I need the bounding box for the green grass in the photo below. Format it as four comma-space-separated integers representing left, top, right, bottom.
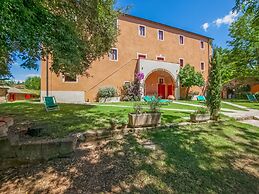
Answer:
0, 102, 190, 138
103, 101, 200, 110
225, 99, 259, 110
179, 100, 246, 111
111, 120, 259, 193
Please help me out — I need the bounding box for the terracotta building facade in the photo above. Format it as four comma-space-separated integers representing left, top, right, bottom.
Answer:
41, 14, 212, 103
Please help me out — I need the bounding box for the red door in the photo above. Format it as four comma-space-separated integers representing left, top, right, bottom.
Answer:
167, 85, 173, 97
158, 84, 166, 99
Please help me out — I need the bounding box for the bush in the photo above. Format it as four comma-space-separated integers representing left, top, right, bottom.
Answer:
255, 92, 259, 99
191, 107, 209, 116
97, 87, 117, 98
147, 96, 161, 113
121, 81, 141, 101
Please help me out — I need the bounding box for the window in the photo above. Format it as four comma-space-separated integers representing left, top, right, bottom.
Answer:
200, 62, 205, 71
179, 35, 184, 45
139, 25, 146, 37
109, 48, 118, 61
157, 56, 165, 61
63, 74, 77, 82
200, 41, 204, 49
179, 58, 184, 67
158, 77, 164, 84
137, 53, 147, 59
158, 30, 164, 41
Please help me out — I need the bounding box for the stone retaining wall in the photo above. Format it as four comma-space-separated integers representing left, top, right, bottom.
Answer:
0, 117, 77, 170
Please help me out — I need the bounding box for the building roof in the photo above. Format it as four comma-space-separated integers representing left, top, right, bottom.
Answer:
121, 14, 213, 40
7, 87, 39, 95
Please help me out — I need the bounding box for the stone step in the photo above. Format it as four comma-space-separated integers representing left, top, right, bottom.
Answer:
0, 117, 14, 127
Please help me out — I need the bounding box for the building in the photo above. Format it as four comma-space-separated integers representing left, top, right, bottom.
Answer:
41, 14, 212, 103
7, 87, 39, 102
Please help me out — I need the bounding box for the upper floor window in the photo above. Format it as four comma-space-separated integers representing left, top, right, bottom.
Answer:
179, 35, 184, 45
137, 53, 147, 59
139, 25, 146, 37
158, 77, 165, 84
200, 41, 205, 49
158, 30, 164, 41
200, 62, 205, 71
109, 48, 118, 61
179, 58, 184, 67
157, 56, 165, 61
63, 74, 77, 82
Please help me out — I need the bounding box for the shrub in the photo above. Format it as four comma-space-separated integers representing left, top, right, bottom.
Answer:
97, 87, 117, 98
121, 81, 141, 101
147, 96, 161, 113
133, 103, 144, 114
255, 92, 259, 99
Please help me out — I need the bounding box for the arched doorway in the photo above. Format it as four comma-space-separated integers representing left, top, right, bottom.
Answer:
144, 69, 175, 99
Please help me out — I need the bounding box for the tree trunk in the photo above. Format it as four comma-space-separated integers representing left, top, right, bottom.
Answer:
185, 87, 190, 99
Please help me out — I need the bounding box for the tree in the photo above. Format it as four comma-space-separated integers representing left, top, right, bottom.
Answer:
25, 76, 41, 90
227, 0, 259, 79
207, 49, 222, 121
0, 0, 119, 79
179, 64, 205, 99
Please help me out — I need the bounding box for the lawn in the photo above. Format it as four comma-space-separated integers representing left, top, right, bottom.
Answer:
1, 120, 258, 193
179, 100, 247, 111
226, 99, 259, 110
0, 102, 190, 138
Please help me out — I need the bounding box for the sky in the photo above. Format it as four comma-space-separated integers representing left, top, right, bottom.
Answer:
11, 0, 238, 81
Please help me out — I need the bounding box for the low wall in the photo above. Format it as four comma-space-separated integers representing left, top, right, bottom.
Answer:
41, 91, 85, 104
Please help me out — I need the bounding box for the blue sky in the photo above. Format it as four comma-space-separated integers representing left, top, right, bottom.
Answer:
12, 0, 237, 81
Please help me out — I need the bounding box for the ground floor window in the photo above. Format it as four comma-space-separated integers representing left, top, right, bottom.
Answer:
63, 74, 77, 82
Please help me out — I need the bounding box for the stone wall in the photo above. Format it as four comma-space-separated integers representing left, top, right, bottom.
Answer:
0, 117, 77, 169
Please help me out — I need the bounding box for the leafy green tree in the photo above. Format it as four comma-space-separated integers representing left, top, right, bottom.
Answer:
228, 0, 259, 79
207, 49, 222, 121
179, 64, 205, 99
25, 76, 41, 90
0, 0, 119, 79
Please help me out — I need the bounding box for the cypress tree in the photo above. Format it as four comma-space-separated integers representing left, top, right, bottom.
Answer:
207, 49, 222, 120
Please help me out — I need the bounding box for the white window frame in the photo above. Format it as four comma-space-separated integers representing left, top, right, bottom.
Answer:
138, 25, 146, 37
156, 55, 165, 61
62, 74, 79, 83
200, 61, 205, 71
200, 40, 205, 49
179, 35, 185, 45
179, 58, 184, 67
157, 29, 165, 41
137, 52, 147, 59
109, 48, 118, 61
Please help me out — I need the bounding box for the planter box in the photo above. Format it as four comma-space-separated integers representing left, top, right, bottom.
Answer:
190, 114, 210, 123
99, 97, 120, 103
128, 113, 161, 127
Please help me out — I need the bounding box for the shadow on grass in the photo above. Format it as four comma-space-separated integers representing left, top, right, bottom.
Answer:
0, 120, 258, 193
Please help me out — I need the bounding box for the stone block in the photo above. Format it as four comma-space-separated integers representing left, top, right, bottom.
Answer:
15, 142, 42, 161
58, 137, 76, 156
41, 140, 60, 160
0, 122, 8, 137
0, 117, 14, 127
0, 137, 16, 158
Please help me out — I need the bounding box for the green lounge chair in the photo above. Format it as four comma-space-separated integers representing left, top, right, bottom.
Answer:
143, 96, 171, 104
44, 96, 59, 111
197, 95, 206, 102
143, 96, 152, 102
246, 94, 257, 102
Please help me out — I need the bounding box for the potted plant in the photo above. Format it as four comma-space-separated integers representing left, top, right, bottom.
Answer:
190, 108, 210, 123
128, 97, 161, 127
98, 87, 120, 103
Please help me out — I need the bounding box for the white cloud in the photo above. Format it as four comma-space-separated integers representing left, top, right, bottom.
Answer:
202, 23, 209, 32
26, 74, 40, 78
213, 11, 238, 27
